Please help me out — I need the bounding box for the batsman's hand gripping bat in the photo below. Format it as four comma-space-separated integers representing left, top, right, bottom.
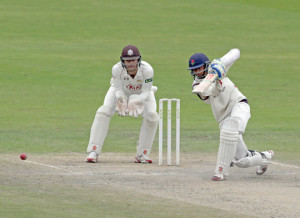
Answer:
192, 49, 240, 95
192, 73, 218, 94
192, 59, 226, 94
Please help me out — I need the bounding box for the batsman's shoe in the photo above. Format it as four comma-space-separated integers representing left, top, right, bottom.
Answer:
256, 150, 274, 175
211, 174, 226, 181
256, 166, 268, 175
86, 151, 98, 163
134, 154, 152, 164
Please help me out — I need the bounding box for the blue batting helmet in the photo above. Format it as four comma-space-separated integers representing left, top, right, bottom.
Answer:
187, 53, 210, 70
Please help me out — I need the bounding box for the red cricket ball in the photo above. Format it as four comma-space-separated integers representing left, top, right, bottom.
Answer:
20, 153, 27, 160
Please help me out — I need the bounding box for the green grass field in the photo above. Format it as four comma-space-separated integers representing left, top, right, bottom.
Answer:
1, 182, 250, 218
1, 0, 299, 216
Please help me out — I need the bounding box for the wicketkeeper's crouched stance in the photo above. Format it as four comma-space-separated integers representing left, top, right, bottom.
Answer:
189, 48, 274, 181
86, 45, 159, 164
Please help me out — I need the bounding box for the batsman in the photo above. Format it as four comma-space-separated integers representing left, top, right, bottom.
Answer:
86, 45, 159, 164
189, 48, 274, 181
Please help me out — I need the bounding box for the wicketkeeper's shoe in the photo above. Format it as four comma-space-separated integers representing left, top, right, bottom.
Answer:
86, 151, 98, 163
134, 154, 152, 164
256, 150, 274, 175
211, 174, 226, 181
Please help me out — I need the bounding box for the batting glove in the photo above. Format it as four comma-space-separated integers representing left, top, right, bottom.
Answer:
210, 59, 226, 79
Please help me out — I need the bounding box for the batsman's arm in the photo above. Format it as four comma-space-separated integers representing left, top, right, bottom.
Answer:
192, 73, 218, 95
192, 82, 210, 101
192, 48, 240, 95
220, 48, 240, 72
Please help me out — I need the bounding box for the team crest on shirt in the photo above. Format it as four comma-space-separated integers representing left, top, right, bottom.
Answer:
136, 76, 143, 83
124, 76, 129, 80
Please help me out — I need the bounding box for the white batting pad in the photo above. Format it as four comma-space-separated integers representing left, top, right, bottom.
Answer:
215, 118, 239, 176
234, 152, 263, 168
136, 112, 159, 156
87, 113, 111, 154
234, 150, 273, 168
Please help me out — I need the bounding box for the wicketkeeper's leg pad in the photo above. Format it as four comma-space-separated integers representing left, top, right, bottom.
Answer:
215, 118, 239, 176
136, 111, 159, 156
87, 109, 111, 155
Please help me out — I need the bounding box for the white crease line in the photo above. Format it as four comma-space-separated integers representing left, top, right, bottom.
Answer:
115, 172, 177, 176
24, 160, 82, 174
272, 161, 300, 170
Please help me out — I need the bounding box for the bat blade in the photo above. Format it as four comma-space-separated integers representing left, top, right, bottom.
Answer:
192, 74, 218, 94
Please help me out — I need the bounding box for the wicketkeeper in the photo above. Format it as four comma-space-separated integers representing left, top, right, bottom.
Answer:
189, 48, 274, 181
86, 45, 159, 164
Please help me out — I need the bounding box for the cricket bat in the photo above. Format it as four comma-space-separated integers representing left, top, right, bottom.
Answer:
192, 74, 218, 94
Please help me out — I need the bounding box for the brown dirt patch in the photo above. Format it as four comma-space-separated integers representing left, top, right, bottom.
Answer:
1, 152, 299, 217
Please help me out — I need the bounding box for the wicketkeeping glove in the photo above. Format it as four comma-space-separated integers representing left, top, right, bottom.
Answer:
127, 94, 145, 118
210, 59, 226, 79
115, 96, 128, 117
127, 101, 144, 118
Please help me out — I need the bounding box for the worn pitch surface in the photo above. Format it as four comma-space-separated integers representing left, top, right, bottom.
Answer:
1, 153, 299, 218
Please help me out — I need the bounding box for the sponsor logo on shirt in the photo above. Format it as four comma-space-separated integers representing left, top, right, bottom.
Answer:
126, 84, 142, 91
145, 78, 152, 83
